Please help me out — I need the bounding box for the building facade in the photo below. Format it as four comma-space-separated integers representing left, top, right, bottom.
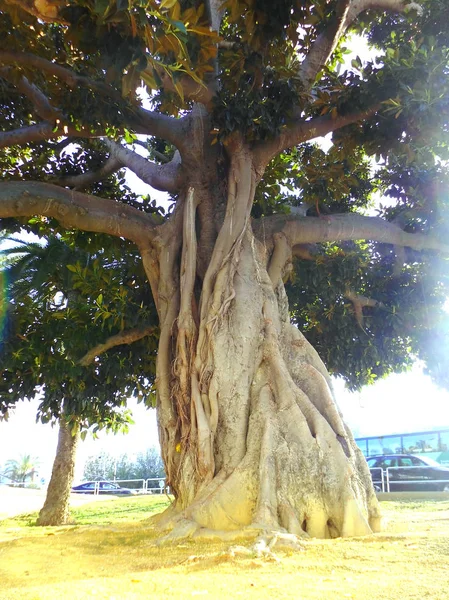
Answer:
355, 428, 449, 465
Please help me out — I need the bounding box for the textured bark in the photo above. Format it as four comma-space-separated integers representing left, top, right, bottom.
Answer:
149, 136, 382, 541
36, 416, 80, 526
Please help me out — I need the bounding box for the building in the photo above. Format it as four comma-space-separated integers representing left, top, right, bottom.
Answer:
355, 428, 449, 465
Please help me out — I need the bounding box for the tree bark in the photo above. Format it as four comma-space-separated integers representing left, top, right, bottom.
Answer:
150, 138, 382, 541
36, 415, 80, 526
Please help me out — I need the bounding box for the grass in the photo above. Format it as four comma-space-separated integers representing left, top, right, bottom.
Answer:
0, 494, 172, 528
0, 496, 449, 599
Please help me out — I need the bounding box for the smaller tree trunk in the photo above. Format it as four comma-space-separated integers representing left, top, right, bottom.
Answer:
36, 415, 80, 526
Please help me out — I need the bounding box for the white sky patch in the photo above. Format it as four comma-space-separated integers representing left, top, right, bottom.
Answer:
0, 398, 159, 483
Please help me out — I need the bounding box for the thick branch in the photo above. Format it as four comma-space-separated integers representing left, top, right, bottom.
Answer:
79, 326, 156, 366
0, 68, 62, 121
292, 244, 319, 260
344, 289, 383, 309
299, 0, 351, 89
52, 157, 123, 191
206, 0, 225, 32
0, 121, 106, 149
255, 213, 449, 255
0, 181, 159, 245
104, 140, 183, 193
299, 0, 423, 88
254, 104, 380, 168
344, 288, 384, 331
0, 52, 185, 146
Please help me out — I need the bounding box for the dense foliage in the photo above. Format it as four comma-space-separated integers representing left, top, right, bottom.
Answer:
0, 158, 161, 424
0, 0, 448, 413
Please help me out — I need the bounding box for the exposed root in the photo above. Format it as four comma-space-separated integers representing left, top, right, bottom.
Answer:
154, 516, 306, 560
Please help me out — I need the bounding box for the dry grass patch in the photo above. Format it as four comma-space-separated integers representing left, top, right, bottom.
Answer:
0, 497, 448, 599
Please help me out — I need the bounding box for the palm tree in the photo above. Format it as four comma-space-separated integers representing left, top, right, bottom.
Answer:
0, 234, 86, 304
5, 454, 40, 485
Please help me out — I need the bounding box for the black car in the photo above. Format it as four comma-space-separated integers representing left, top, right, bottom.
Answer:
71, 481, 138, 495
367, 454, 449, 492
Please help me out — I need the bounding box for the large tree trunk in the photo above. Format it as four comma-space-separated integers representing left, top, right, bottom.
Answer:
149, 135, 382, 541
36, 414, 79, 526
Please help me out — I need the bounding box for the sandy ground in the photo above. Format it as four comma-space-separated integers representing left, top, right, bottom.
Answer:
0, 487, 114, 520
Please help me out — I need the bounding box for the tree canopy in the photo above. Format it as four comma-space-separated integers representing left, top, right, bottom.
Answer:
0, 1, 447, 403
0, 222, 159, 426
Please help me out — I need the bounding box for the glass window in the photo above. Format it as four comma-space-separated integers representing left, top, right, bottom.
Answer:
367, 436, 402, 455
367, 438, 383, 456
402, 432, 439, 454
378, 457, 397, 469
83, 483, 95, 489
439, 430, 449, 453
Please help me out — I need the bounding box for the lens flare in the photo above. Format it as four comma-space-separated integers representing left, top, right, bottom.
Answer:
0, 270, 9, 346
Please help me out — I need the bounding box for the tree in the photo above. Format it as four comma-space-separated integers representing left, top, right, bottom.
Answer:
83, 451, 135, 481
5, 454, 39, 484
0, 234, 157, 525
0, 0, 448, 540
82, 447, 164, 482
134, 448, 165, 481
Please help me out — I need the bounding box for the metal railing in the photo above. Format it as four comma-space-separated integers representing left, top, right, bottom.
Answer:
370, 467, 385, 492
111, 478, 146, 491
146, 478, 169, 494
87, 477, 168, 495
371, 465, 449, 493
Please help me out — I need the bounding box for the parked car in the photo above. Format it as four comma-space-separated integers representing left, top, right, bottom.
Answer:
367, 454, 449, 492
71, 481, 138, 495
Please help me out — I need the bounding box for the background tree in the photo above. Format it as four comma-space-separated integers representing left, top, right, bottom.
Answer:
5, 454, 40, 485
82, 447, 164, 483
0, 0, 448, 540
133, 448, 165, 481
0, 226, 159, 525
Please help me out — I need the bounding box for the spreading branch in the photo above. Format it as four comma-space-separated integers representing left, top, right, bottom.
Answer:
0, 51, 186, 147
0, 181, 160, 246
299, 0, 423, 88
0, 122, 105, 149
206, 0, 225, 32
299, 0, 352, 89
344, 288, 384, 330
0, 68, 62, 121
52, 156, 123, 191
254, 104, 381, 168
104, 140, 183, 194
255, 212, 449, 255
79, 326, 156, 366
